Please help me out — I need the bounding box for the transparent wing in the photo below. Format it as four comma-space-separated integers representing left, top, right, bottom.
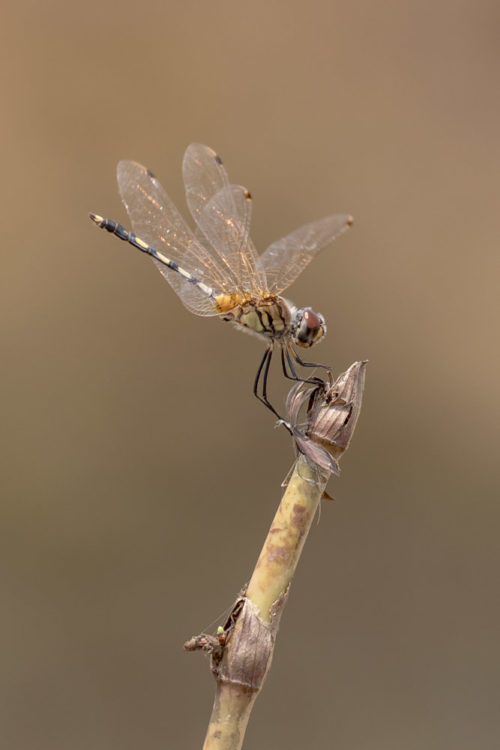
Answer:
152, 260, 217, 317
182, 143, 230, 225
256, 214, 353, 295
183, 144, 267, 296
195, 184, 267, 296
117, 160, 235, 316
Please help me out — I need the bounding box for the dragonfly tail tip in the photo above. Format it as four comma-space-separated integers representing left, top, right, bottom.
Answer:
89, 212, 103, 226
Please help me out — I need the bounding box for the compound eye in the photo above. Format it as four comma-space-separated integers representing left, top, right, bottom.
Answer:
303, 309, 322, 330
296, 308, 326, 347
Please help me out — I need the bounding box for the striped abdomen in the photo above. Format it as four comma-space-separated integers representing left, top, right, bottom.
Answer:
89, 214, 217, 300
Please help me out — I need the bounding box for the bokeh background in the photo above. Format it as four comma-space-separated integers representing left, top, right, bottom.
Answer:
1, 1, 499, 748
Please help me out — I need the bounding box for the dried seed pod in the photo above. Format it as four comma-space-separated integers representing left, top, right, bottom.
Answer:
286, 361, 367, 475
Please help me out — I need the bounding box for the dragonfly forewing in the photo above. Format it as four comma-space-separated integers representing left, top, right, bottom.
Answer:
195, 184, 268, 298
256, 213, 353, 295
183, 143, 231, 225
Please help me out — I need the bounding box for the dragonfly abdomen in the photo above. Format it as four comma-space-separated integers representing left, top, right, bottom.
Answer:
222, 297, 292, 340
88, 214, 217, 300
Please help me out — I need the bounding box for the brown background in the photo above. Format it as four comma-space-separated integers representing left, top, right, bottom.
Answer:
1, 1, 499, 748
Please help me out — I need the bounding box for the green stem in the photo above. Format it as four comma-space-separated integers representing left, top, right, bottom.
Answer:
202, 456, 328, 749
246, 456, 328, 623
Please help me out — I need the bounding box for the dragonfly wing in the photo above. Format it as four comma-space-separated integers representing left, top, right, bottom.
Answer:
192, 221, 262, 297
183, 143, 230, 224
150, 259, 217, 316
195, 184, 267, 297
256, 214, 353, 295
184, 144, 267, 296
117, 160, 234, 316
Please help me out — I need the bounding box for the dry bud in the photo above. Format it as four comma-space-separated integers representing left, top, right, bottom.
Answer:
286, 361, 367, 475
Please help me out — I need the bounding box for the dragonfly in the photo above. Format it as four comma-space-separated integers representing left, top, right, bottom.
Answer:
89, 143, 352, 424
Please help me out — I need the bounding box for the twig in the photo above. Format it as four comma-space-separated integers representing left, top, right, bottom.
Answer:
185, 361, 366, 750
201, 456, 327, 750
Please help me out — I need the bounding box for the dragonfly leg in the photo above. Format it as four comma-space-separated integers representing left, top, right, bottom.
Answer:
291, 345, 333, 374
281, 345, 325, 387
253, 346, 292, 432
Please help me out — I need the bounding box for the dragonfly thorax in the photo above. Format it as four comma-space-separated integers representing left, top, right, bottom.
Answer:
220, 296, 293, 341
219, 295, 326, 348
290, 306, 326, 348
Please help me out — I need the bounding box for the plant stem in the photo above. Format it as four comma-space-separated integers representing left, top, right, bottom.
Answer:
202, 455, 328, 749
246, 456, 328, 622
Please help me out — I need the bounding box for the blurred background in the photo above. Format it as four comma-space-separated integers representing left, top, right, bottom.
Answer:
1, 1, 499, 748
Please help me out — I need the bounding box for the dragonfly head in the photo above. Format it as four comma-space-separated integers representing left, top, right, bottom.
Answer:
293, 307, 326, 348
